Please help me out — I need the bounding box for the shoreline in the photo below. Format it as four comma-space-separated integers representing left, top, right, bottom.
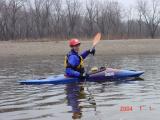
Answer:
0, 39, 160, 57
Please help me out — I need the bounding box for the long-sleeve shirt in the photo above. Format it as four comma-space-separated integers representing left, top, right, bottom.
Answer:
65, 49, 90, 77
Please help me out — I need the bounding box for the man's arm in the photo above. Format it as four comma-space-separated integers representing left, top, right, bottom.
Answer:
80, 50, 90, 59
81, 48, 96, 59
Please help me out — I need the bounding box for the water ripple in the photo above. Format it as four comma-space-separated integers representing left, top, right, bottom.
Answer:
0, 55, 160, 120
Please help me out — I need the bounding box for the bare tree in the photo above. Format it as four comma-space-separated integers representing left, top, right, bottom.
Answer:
84, 0, 97, 36
137, 0, 160, 38
52, 0, 66, 38
8, 0, 24, 40
95, 1, 107, 35
33, 0, 44, 38
96, 1, 122, 39
126, 7, 134, 38
0, 0, 160, 41
109, 1, 122, 38
65, 0, 81, 37
137, 7, 143, 38
0, 1, 5, 40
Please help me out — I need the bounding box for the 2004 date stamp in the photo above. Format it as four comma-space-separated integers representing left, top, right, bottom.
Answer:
120, 105, 155, 112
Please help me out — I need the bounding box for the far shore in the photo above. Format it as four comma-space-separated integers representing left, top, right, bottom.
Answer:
0, 39, 160, 57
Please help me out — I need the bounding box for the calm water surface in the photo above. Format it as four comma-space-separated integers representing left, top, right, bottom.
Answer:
0, 55, 160, 120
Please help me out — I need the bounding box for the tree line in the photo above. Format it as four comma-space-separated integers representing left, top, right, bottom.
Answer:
0, 0, 160, 41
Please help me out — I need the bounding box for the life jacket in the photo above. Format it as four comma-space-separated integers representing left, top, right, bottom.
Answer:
64, 51, 84, 74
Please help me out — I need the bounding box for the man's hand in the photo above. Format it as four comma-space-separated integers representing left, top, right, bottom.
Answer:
89, 48, 96, 55
80, 72, 89, 79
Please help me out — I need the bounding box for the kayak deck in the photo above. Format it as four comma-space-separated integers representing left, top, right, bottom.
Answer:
18, 68, 144, 85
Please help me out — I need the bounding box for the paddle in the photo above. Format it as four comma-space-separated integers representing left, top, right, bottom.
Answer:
84, 33, 101, 104
92, 32, 101, 49
85, 33, 102, 74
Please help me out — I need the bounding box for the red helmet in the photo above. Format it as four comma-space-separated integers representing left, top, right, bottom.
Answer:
69, 38, 81, 47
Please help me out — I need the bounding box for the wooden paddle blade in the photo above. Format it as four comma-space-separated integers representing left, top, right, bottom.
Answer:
93, 33, 101, 47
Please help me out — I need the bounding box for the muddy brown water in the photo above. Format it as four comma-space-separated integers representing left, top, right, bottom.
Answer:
0, 55, 160, 120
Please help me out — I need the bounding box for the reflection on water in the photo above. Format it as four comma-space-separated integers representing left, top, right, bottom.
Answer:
66, 83, 98, 119
66, 83, 84, 119
0, 55, 160, 120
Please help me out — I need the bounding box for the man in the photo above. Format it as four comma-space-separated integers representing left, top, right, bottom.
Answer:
64, 38, 95, 78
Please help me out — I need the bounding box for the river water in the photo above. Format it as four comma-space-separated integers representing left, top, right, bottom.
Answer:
0, 55, 160, 120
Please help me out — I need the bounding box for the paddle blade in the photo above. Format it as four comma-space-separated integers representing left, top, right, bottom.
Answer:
93, 33, 101, 47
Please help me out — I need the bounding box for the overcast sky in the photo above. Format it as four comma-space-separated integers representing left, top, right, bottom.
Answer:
117, 0, 136, 5
115, 0, 137, 8
116, 0, 151, 8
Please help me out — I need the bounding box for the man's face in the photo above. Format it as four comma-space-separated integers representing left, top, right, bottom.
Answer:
72, 44, 80, 52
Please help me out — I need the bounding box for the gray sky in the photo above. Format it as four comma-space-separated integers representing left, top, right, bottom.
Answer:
116, 0, 151, 8
116, 0, 137, 8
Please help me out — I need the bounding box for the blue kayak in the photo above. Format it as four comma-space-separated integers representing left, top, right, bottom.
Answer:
18, 68, 144, 85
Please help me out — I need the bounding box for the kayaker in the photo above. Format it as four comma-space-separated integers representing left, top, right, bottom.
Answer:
64, 38, 95, 78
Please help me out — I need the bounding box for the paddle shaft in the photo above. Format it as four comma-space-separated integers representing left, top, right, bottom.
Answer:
85, 47, 95, 74
84, 33, 101, 83
86, 33, 101, 75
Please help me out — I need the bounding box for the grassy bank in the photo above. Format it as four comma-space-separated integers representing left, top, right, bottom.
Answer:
0, 39, 160, 57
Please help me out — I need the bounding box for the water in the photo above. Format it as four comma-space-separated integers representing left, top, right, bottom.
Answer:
0, 55, 160, 120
